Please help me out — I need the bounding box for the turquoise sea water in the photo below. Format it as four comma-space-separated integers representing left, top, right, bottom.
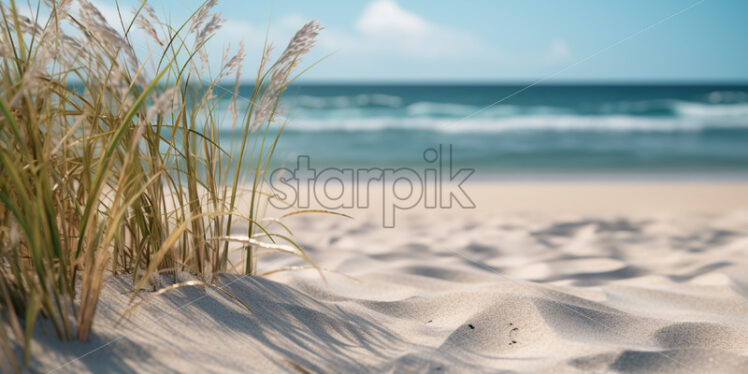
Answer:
222, 84, 748, 179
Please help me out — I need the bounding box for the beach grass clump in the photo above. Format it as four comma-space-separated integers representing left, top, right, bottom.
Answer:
0, 0, 321, 369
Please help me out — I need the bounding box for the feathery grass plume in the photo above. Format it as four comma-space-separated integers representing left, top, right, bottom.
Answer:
260, 42, 275, 72
189, 0, 218, 34
277, 20, 323, 67
221, 41, 246, 78
194, 13, 224, 47
0, 0, 326, 367
254, 20, 322, 127
134, 4, 163, 46
225, 41, 245, 124
146, 85, 181, 121
4, 12, 41, 35
78, 0, 139, 77
78, 0, 125, 47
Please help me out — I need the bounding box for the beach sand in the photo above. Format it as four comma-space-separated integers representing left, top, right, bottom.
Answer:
24, 182, 748, 373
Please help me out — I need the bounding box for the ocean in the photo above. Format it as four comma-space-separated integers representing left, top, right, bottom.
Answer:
222, 84, 748, 180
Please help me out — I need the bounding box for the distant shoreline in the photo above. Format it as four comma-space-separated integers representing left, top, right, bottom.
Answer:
466, 171, 748, 183
284, 81, 748, 88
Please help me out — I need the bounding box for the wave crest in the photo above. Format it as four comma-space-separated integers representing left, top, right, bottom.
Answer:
283, 114, 748, 133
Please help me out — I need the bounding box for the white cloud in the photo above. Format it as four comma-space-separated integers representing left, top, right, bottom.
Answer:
543, 39, 572, 64
314, 0, 491, 60
355, 0, 428, 36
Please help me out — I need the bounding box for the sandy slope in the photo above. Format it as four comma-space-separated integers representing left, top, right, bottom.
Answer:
22, 183, 748, 373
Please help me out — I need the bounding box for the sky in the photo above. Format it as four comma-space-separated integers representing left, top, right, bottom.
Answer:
68, 0, 748, 82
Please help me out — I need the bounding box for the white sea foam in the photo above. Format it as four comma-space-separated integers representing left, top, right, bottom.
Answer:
280, 114, 748, 133
213, 97, 748, 133
674, 102, 748, 118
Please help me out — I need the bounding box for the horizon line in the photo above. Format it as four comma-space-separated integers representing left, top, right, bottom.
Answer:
279, 79, 748, 86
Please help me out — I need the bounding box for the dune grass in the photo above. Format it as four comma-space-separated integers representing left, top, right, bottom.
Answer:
0, 0, 322, 369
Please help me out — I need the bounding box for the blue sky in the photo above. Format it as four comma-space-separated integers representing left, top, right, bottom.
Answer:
95, 0, 748, 82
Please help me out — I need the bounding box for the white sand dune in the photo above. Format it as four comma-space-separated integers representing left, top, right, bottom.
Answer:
23, 183, 748, 373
